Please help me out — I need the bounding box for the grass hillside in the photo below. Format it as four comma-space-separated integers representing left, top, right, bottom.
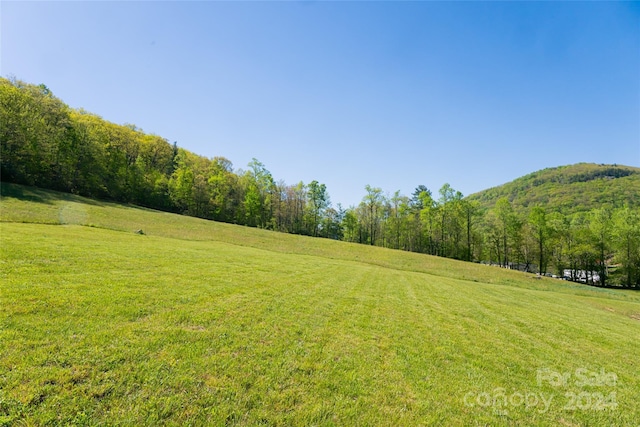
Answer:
467, 163, 640, 214
1, 183, 639, 426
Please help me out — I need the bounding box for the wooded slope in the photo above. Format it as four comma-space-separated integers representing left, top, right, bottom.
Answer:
467, 163, 640, 215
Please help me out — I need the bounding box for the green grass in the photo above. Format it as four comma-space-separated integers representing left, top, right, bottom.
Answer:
1, 183, 639, 426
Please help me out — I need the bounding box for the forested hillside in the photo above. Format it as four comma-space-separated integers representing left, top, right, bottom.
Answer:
467, 163, 640, 214
1, 77, 639, 287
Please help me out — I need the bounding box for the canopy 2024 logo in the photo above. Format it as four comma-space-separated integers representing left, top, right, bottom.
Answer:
464, 368, 618, 415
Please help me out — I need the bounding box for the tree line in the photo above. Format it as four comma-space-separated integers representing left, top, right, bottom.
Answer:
1, 77, 638, 288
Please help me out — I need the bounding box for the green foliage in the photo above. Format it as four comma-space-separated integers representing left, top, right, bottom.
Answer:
0, 77, 75, 190
467, 163, 640, 215
245, 158, 275, 227
464, 165, 640, 286
612, 207, 640, 286
360, 185, 385, 246
2, 77, 639, 287
306, 180, 329, 237
529, 207, 549, 274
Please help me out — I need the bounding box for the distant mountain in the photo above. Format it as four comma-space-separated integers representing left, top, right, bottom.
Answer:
467, 163, 640, 214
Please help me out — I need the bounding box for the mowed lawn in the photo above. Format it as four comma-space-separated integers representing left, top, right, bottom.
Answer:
1, 184, 639, 426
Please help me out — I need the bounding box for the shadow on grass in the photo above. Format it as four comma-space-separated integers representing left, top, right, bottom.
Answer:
0, 182, 105, 206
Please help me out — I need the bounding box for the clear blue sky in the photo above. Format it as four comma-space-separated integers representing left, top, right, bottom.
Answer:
2, 1, 639, 207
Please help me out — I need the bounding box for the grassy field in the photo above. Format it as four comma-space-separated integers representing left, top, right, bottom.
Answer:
1, 183, 639, 426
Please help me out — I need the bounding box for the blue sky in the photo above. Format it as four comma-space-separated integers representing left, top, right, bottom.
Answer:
2, 1, 639, 207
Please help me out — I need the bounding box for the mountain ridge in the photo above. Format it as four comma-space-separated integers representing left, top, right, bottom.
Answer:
466, 162, 640, 214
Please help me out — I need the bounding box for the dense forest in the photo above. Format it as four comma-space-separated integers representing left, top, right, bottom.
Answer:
468, 163, 640, 214
1, 77, 639, 287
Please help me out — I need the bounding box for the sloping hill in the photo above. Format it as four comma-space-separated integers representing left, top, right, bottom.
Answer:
1, 183, 639, 426
467, 163, 640, 214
